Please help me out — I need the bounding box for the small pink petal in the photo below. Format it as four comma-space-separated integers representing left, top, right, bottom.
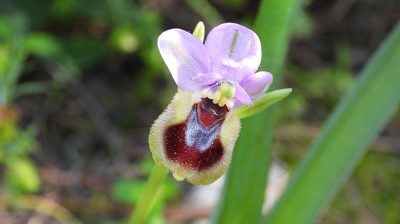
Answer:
240, 71, 273, 100
233, 83, 253, 108
158, 29, 210, 91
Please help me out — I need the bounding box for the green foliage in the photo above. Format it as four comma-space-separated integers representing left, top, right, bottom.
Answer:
64, 36, 110, 70
325, 151, 400, 224
110, 25, 140, 54
112, 178, 178, 206
265, 22, 400, 224
0, 11, 47, 203
2, 0, 164, 101
0, 14, 26, 104
24, 33, 62, 57
106, 0, 164, 102
185, 0, 224, 26
0, 13, 46, 198
292, 8, 313, 38
0, 13, 62, 104
114, 158, 179, 224
354, 153, 400, 224
0, 122, 40, 195
281, 44, 354, 121
127, 165, 170, 224
5, 157, 41, 194
0, 122, 36, 157
1, 0, 399, 223
112, 180, 146, 205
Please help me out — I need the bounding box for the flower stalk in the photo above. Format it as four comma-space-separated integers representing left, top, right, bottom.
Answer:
127, 165, 168, 224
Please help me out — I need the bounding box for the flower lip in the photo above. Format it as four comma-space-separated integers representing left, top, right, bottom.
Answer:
149, 90, 241, 185
158, 23, 273, 109
163, 97, 228, 171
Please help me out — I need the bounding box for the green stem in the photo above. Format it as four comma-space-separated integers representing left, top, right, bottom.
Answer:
127, 164, 168, 224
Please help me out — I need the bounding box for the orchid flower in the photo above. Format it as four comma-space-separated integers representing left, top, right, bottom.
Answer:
149, 22, 273, 185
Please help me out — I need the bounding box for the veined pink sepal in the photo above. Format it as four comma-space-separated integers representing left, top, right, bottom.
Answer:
149, 90, 240, 185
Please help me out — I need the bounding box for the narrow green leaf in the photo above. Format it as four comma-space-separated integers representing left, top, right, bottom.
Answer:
265, 22, 400, 224
213, 0, 302, 223
235, 88, 292, 119
24, 33, 62, 57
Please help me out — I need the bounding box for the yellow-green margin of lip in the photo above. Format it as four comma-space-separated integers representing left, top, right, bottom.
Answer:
149, 90, 241, 185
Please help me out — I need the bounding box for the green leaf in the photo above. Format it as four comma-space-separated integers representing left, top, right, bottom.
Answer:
213, 0, 302, 223
24, 33, 62, 57
0, 15, 12, 40
0, 121, 18, 141
265, 22, 400, 224
64, 36, 109, 69
5, 158, 41, 194
235, 88, 292, 119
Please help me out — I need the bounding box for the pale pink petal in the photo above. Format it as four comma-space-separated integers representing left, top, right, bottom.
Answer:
233, 82, 253, 108
205, 23, 262, 83
158, 29, 210, 91
240, 71, 273, 100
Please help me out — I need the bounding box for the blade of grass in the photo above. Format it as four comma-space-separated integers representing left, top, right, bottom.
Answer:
213, 0, 302, 223
265, 22, 400, 224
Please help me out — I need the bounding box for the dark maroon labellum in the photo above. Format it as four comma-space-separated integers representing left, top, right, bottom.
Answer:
164, 98, 229, 171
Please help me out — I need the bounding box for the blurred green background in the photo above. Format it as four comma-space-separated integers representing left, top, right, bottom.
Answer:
0, 0, 399, 223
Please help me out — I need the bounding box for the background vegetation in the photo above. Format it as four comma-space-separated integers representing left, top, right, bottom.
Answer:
0, 0, 399, 223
